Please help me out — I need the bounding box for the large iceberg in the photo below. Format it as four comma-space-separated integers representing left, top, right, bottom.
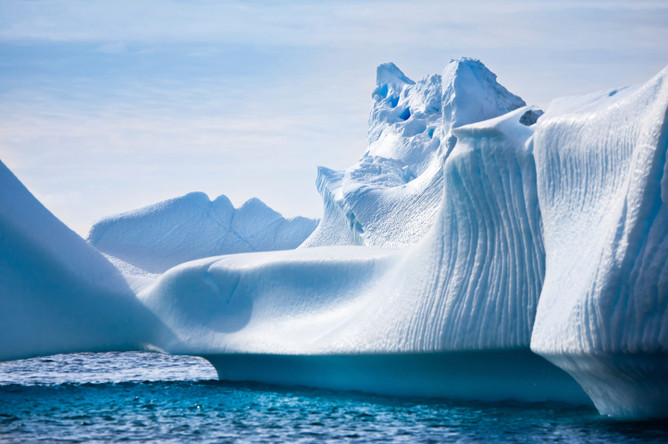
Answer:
2, 58, 668, 419
89, 192, 317, 273
137, 103, 578, 403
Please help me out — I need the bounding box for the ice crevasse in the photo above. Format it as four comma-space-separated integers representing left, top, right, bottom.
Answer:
1, 58, 668, 419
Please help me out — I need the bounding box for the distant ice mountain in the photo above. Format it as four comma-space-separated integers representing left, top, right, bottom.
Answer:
303, 58, 526, 248
89, 193, 317, 273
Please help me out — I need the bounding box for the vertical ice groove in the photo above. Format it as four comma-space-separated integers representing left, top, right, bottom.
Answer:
531, 64, 668, 418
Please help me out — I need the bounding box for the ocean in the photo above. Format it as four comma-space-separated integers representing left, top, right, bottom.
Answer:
1, 352, 667, 443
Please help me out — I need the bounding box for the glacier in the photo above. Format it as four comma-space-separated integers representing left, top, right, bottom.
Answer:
89, 192, 317, 273
1, 58, 668, 419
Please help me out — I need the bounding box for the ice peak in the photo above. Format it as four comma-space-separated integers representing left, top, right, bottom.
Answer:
375, 62, 414, 91
441, 58, 526, 130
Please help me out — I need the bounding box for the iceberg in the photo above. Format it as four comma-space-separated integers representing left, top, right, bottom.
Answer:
2, 58, 668, 419
0, 161, 172, 361
139, 103, 581, 402
89, 192, 317, 273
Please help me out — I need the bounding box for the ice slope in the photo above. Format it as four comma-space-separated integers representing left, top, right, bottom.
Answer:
137, 106, 567, 401
303, 58, 525, 248
89, 193, 317, 273
0, 161, 172, 361
531, 66, 668, 418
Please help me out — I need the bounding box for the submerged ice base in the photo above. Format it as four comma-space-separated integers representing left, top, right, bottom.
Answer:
204, 350, 591, 405
544, 352, 668, 419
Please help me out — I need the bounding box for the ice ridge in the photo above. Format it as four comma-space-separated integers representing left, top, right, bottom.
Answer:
0, 160, 173, 361
89, 192, 318, 273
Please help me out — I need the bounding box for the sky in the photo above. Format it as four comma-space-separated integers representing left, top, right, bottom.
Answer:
1, 1, 668, 236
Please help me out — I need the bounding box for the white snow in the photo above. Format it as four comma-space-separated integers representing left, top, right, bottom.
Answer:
89, 192, 317, 273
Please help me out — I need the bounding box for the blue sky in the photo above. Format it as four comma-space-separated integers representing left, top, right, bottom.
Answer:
1, 0, 667, 235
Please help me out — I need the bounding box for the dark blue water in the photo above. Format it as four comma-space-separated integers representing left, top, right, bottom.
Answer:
1, 352, 667, 442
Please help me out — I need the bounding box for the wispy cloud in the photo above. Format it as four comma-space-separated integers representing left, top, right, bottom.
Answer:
0, 0, 667, 235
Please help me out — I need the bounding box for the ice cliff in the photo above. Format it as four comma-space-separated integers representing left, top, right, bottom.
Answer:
89, 193, 317, 273
531, 66, 668, 418
2, 58, 668, 419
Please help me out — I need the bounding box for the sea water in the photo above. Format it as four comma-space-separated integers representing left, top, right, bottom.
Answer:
1, 352, 667, 443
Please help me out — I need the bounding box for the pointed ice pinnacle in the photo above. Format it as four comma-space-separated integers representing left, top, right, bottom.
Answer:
441, 57, 526, 133
305, 58, 528, 248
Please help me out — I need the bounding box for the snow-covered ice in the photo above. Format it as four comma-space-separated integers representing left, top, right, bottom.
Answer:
89, 192, 317, 273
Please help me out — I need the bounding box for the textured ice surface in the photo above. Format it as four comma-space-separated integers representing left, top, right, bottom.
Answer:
141, 106, 544, 354
0, 161, 170, 361
303, 58, 525, 248
89, 193, 317, 273
530, 66, 668, 418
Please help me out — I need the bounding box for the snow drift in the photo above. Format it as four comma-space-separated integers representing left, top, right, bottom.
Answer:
89, 193, 317, 273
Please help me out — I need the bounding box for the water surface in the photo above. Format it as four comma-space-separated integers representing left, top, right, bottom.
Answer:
1, 352, 667, 442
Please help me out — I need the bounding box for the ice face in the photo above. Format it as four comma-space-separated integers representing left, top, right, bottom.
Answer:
530, 66, 668, 419
89, 192, 318, 273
